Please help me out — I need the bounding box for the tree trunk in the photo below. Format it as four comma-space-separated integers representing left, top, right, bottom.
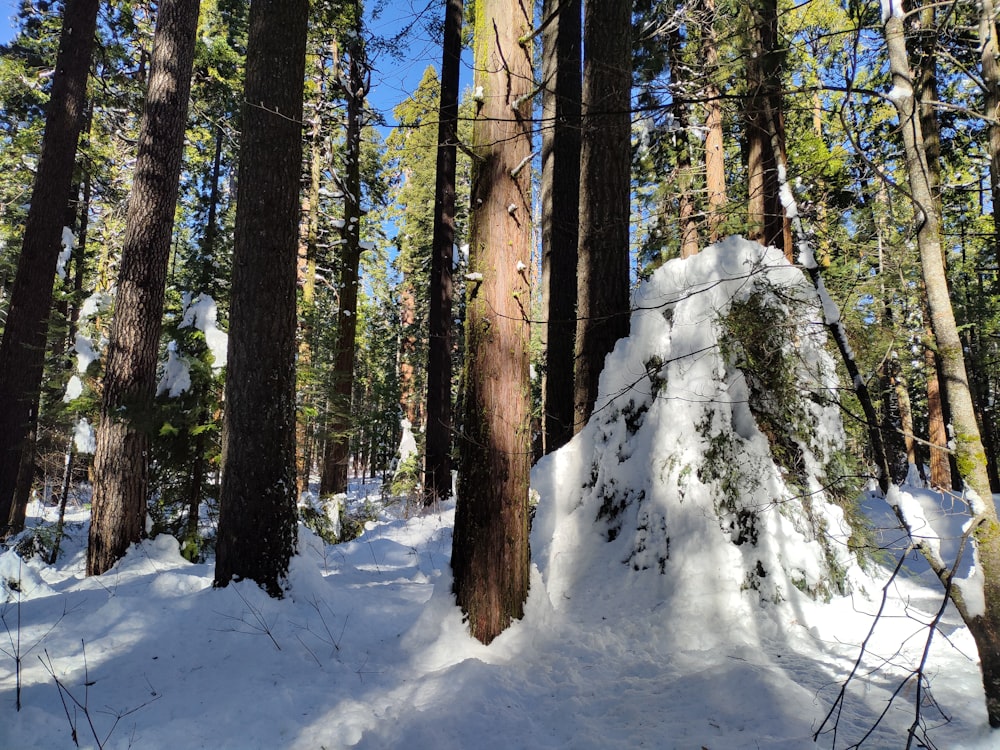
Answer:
884, 13, 1000, 727
320, 16, 366, 498
452, 0, 533, 645
665, 20, 699, 259
980, 0, 1000, 272
743, 0, 791, 257
701, 0, 727, 243
87, 0, 201, 576
540, 0, 581, 454
0, 0, 99, 535
214, 0, 309, 596
573, 0, 632, 431
423, 0, 462, 501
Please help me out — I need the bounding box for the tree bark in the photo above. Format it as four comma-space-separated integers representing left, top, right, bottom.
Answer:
214, 0, 309, 596
424, 0, 462, 501
0, 0, 99, 535
540, 0, 581, 454
885, 13, 1000, 727
87, 0, 201, 576
573, 0, 632, 431
452, 0, 533, 645
980, 0, 1000, 272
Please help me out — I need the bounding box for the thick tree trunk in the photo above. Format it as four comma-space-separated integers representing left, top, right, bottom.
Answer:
321, 22, 366, 498
0, 0, 99, 534
452, 0, 533, 645
540, 0, 581, 454
423, 0, 462, 501
573, 0, 632, 431
214, 0, 309, 596
885, 14, 1000, 727
87, 0, 201, 576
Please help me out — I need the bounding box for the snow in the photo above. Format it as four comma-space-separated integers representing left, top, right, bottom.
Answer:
55, 226, 74, 280
155, 341, 192, 398
179, 293, 228, 371
1, 239, 996, 749
62, 374, 83, 403
397, 418, 417, 462
881, 0, 905, 23
73, 417, 95, 454
73, 332, 99, 374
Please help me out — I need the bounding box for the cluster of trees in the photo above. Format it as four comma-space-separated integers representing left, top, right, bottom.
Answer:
1, 0, 1000, 728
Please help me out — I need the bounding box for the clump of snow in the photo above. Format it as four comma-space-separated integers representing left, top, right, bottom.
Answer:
73, 417, 96, 454
78, 289, 111, 320
180, 293, 228, 370
156, 341, 192, 397
398, 418, 417, 462
55, 226, 74, 280
63, 374, 83, 403
73, 332, 99, 373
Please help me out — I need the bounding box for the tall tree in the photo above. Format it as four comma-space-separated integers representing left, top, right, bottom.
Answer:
573, 0, 632, 431
700, 0, 727, 242
87, 0, 202, 576
320, 4, 368, 497
451, 0, 533, 645
743, 0, 791, 257
540, 0, 581, 453
884, 8, 1000, 727
0, 0, 100, 534
214, 0, 309, 596
424, 0, 463, 502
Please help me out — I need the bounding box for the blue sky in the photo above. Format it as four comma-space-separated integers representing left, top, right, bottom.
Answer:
1, 1, 16, 45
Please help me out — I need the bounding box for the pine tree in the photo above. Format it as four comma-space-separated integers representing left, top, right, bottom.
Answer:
214, 0, 309, 596
86, 0, 202, 576
573, 0, 632, 431
0, 0, 100, 534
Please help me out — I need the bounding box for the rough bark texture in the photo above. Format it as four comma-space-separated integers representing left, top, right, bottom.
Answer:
573, 0, 632, 432
0, 0, 99, 534
885, 14, 1000, 728
452, 0, 533, 645
87, 0, 201, 577
321, 21, 366, 498
540, 0, 581, 453
424, 0, 462, 502
214, 0, 309, 596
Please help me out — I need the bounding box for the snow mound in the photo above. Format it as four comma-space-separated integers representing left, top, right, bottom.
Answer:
533, 237, 862, 639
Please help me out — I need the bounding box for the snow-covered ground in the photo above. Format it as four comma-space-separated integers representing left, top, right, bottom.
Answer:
2, 239, 997, 748
0, 488, 993, 750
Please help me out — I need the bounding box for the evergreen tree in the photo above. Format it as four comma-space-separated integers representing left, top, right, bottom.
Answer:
0, 0, 100, 534
214, 0, 309, 596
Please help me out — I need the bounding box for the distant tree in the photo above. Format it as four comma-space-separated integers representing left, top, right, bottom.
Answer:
540, 0, 581, 453
451, 0, 533, 644
320, 3, 369, 497
573, 0, 632, 431
86, 0, 202, 576
214, 0, 309, 596
424, 0, 463, 501
0, 0, 100, 535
